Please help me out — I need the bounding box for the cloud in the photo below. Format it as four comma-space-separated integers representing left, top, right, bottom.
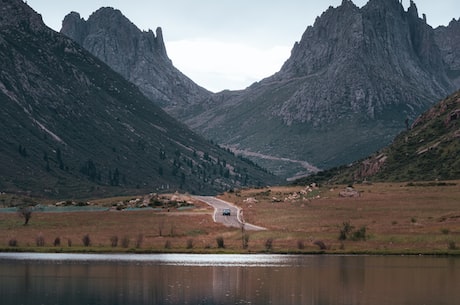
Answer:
167, 39, 291, 92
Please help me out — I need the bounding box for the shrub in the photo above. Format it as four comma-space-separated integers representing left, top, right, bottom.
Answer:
352, 226, 368, 241
8, 238, 18, 247
121, 236, 130, 248
242, 233, 249, 249
441, 228, 450, 235
186, 239, 194, 249
36, 233, 45, 247
448, 241, 457, 250
216, 236, 225, 248
135, 234, 144, 249
82, 234, 91, 247
164, 240, 172, 249
54, 237, 61, 247
339, 221, 354, 241
67, 239, 72, 247
265, 238, 273, 251
313, 240, 327, 250
110, 236, 118, 247
339, 222, 368, 241
297, 240, 305, 250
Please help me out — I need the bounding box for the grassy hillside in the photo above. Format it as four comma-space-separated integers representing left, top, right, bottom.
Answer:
296, 90, 460, 185
0, 0, 280, 199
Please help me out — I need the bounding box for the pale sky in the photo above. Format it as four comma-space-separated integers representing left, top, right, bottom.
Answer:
26, 0, 460, 92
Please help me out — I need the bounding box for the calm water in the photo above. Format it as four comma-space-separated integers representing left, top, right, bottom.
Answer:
0, 253, 459, 305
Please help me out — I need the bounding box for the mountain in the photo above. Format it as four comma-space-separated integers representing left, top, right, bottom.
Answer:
0, 0, 279, 198
181, 0, 456, 179
434, 18, 460, 88
60, 7, 211, 117
58, 0, 458, 181
296, 89, 460, 184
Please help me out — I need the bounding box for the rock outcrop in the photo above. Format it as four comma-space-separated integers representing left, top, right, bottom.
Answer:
61, 8, 211, 116
181, 0, 457, 178
434, 18, 460, 88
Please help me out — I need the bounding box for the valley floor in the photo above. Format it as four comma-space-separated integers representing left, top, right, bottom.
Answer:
1, 181, 459, 255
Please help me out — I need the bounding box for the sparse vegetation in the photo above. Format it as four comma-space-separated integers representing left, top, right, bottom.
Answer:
265, 238, 273, 251
216, 236, 225, 249
82, 234, 91, 247
0, 182, 459, 254
110, 236, 119, 247
36, 233, 45, 247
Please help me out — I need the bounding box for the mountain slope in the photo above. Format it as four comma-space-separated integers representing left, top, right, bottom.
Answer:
297, 89, 460, 184
0, 0, 279, 198
434, 18, 460, 88
181, 0, 456, 179
60, 8, 211, 117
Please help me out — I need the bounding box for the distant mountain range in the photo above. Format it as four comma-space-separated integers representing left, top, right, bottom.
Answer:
296, 89, 460, 184
0, 0, 279, 198
61, 0, 460, 181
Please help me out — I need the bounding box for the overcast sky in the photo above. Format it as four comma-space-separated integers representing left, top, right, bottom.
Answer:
26, 0, 460, 92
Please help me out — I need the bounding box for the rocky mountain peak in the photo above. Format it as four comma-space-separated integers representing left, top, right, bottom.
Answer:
0, 0, 44, 32
61, 7, 210, 114
183, 0, 457, 179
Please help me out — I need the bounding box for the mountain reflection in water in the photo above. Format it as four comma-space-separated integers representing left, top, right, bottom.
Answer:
0, 253, 459, 305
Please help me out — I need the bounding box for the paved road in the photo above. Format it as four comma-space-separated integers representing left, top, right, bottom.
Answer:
194, 196, 265, 231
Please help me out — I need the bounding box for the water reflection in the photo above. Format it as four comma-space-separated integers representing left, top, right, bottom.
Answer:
0, 253, 459, 305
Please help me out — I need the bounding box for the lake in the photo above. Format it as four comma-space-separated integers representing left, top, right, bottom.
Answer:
0, 253, 459, 305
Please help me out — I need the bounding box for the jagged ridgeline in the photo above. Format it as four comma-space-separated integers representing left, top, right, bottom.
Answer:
0, 0, 280, 198
61, 0, 460, 181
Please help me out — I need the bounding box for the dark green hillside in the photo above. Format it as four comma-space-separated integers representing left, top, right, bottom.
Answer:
297, 90, 460, 185
0, 0, 279, 198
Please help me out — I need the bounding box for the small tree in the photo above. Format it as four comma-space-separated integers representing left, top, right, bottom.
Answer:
82, 234, 91, 247
110, 236, 119, 247
216, 236, 225, 248
265, 238, 273, 251
18, 206, 33, 225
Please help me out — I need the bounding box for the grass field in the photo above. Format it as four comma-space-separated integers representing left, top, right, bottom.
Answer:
1, 181, 459, 255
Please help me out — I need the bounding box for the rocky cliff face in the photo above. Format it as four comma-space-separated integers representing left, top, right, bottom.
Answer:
0, 0, 278, 197
182, 0, 457, 178
61, 8, 211, 116
435, 18, 460, 88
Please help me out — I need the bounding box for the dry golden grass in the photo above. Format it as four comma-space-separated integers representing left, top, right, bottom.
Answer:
220, 181, 460, 254
1, 181, 459, 254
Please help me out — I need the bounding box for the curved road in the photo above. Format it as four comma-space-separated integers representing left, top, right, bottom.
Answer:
194, 196, 265, 231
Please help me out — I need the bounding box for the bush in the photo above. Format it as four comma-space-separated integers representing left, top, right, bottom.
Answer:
135, 234, 144, 249
216, 236, 225, 248
297, 240, 305, 250
164, 240, 172, 249
36, 234, 45, 247
448, 241, 457, 250
339, 222, 368, 241
242, 233, 249, 249
313, 240, 327, 250
186, 239, 194, 249
121, 236, 130, 248
265, 238, 273, 251
8, 238, 18, 247
339, 221, 354, 241
54, 237, 61, 247
82, 234, 91, 247
110, 236, 118, 247
67, 239, 72, 247
352, 226, 368, 241
441, 228, 450, 235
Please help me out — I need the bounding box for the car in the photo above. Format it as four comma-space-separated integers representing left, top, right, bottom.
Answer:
222, 208, 231, 216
